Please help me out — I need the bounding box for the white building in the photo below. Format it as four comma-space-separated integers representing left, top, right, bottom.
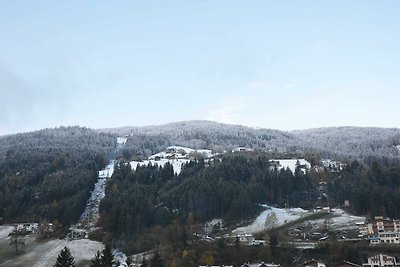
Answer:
362, 254, 400, 267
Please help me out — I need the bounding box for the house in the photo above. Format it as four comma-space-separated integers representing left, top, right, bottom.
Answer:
236, 233, 255, 245
362, 254, 400, 267
334, 261, 361, 267
303, 260, 326, 267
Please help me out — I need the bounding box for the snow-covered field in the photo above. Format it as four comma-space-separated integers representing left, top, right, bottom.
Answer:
309, 209, 365, 230
233, 206, 309, 234
149, 146, 213, 160
98, 160, 115, 178
0, 237, 103, 267
0, 226, 13, 240
269, 159, 311, 173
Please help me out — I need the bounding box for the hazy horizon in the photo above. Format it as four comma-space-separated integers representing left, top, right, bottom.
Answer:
1, 1, 400, 135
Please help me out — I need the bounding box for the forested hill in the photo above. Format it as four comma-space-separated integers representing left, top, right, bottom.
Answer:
292, 126, 400, 160
0, 127, 116, 225
99, 121, 400, 160
99, 120, 293, 155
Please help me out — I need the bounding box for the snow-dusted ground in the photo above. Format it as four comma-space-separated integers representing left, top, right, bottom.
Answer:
149, 146, 214, 160
310, 209, 365, 230
204, 219, 224, 234
0, 238, 103, 267
130, 158, 190, 175
269, 159, 311, 173
98, 160, 115, 178
0, 226, 13, 240
78, 160, 115, 230
233, 206, 309, 234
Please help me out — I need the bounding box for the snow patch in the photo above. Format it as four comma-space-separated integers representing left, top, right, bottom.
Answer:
0, 226, 14, 239
311, 209, 365, 230
98, 161, 115, 178
233, 205, 309, 234
117, 137, 128, 145
130, 158, 190, 175
204, 219, 225, 234
269, 159, 311, 173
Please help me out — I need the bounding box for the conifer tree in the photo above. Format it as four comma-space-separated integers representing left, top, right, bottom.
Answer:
101, 245, 114, 267
90, 251, 102, 267
150, 252, 164, 267
53, 246, 76, 267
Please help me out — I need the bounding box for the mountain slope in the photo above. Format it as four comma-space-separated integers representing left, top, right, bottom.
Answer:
292, 126, 400, 159
0, 127, 116, 225
99, 121, 400, 160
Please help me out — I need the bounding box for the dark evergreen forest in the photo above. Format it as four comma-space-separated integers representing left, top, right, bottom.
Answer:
0, 127, 116, 226
98, 154, 315, 252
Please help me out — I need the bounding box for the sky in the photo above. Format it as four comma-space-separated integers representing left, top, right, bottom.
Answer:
1, 0, 400, 135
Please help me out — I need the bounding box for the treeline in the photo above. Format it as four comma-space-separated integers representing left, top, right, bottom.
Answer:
98, 154, 316, 252
329, 158, 400, 218
0, 127, 116, 226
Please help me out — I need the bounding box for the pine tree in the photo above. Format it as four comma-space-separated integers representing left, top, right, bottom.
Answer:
142, 256, 148, 267
101, 245, 114, 267
90, 251, 102, 267
150, 252, 164, 267
8, 229, 25, 255
126, 256, 133, 267
53, 246, 76, 267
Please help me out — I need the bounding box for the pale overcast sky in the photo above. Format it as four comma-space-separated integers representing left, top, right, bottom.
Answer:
1, 1, 400, 135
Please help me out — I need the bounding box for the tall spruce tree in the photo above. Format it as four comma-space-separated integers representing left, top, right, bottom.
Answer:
53, 246, 76, 267
90, 251, 102, 267
101, 245, 114, 267
150, 252, 164, 267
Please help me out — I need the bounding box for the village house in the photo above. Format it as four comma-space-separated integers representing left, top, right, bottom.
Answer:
362, 254, 400, 267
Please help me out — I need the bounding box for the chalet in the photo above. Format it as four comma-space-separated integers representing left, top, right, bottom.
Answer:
362, 254, 400, 267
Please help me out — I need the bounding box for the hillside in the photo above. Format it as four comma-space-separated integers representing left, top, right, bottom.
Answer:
99, 121, 400, 160
292, 126, 400, 159
0, 127, 116, 225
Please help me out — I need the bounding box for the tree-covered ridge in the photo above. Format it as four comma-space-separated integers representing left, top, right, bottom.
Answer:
98, 154, 316, 251
329, 158, 400, 219
99, 120, 294, 158
99, 121, 400, 160
293, 126, 400, 159
0, 126, 116, 226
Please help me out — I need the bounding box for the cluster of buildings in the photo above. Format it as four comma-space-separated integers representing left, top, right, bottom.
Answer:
304, 255, 400, 267
357, 216, 400, 245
